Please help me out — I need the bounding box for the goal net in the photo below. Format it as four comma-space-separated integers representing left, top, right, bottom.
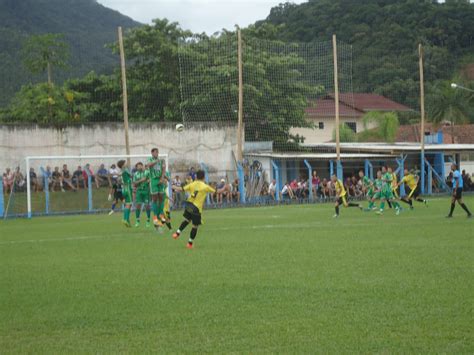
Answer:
3, 154, 168, 219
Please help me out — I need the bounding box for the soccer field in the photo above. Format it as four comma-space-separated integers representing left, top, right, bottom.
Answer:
1, 197, 473, 353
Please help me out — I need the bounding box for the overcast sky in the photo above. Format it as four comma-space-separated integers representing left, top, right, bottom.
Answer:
98, 0, 308, 34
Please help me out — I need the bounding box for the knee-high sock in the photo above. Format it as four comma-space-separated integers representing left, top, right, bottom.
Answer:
387, 201, 392, 209
335, 205, 340, 215
152, 200, 159, 217
124, 206, 130, 222
449, 203, 455, 216
380, 202, 385, 211
189, 227, 198, 244
135, 206, 141, 220
460, 203, 471, 216
177, 220, 189, 234
146, 208, 151, 222
158, 195, 165, 216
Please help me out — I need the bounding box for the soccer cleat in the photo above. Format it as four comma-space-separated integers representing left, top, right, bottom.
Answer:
396, 208, 400, 216
108, 210, 114, 216
145, 221, 151, 228
134, 222, 140, 228
371, 206, 378, 211
333, 214, 339, 218
186, 242, 193, 249
376, 211, 383, 215
153, 216, 163, 227
122, 220, 131, 228
172, 232, 180, 239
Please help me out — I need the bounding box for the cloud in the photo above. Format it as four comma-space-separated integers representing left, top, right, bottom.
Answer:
98, 0, 307, 33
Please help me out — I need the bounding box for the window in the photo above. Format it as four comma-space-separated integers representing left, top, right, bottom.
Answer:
346, 122, 357, 133
318, 122, 324, 130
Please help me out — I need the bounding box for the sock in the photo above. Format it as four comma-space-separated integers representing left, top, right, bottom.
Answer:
158, 196, 165, 216
460, 203, 471, 216
387, 201, 392, 209
449, 203, 455, 216
394, 201, 401, 209
409, 199, 413, 207
368, 201, 374, 209
135, 207, 141, 220
146, 208, 151, 222
111, 202, 116, 211
166, 222, 172, 230
178, 220, 189, 234
188, 227, 198, 244
152, 201, 159, 217
348, 203, 359, 207
380, 202, 385, 211
335, 205, 339, 215
124, 207, 130, 222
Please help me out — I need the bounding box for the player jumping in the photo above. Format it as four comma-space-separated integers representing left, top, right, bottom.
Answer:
133, 162, 151, 227
172, 170, 216, 249
146, 148, 167, 229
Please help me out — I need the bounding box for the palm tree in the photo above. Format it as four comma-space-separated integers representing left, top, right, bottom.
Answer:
427, 81, 471, 143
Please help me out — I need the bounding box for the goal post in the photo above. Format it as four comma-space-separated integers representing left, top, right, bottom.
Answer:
23, 154, 169, 219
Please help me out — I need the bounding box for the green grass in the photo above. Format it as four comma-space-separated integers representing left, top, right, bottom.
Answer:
1, 197, 473, 353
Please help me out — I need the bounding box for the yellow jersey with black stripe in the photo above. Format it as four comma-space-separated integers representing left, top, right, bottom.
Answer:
391, 173, 398, 188
334, 179, 346, 197
183, 180, 215, 213
401, 174, 417, 190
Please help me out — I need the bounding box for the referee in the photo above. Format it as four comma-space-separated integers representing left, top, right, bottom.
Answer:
447, 163, 472, 218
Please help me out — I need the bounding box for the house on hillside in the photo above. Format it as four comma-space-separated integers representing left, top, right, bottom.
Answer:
291, 93, 413, 143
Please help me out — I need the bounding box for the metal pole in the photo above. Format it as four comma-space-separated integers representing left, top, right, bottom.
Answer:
419, 44, 426, 194
333, 34, 341, 162
237, 29, 244, 162
26, 157, 32, 218
118, 27, 131, 167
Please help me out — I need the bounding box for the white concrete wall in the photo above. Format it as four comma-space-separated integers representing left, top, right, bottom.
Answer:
0, 123, 239, 176
290, 117, 376, 143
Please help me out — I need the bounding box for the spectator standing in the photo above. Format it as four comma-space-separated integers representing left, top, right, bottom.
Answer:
29, 167, 40, 192
96, 164, 109, 187
172, 175, 183, 208
3, 168, 14, 194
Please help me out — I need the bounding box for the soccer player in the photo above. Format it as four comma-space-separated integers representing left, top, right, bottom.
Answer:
388, 166, 400, 199
377, 166, 402, 215
397, 168, 426, 209
146, 148, 167, 228
132, 162, 151, 227
447, 163, 472, 218
331, 174, 362, 218
359, 170, 376, 211
172, 170, 215, 249
162, 174, 173, 231
117, 160, 133, 227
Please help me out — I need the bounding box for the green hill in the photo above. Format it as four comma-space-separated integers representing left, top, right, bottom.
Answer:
0, 0, 141, 106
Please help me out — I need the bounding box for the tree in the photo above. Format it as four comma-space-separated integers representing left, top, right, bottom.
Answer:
361, 111, 400, 143
21, 33, 69, 86
427, 80, 472, 143
333, 123, 356, 143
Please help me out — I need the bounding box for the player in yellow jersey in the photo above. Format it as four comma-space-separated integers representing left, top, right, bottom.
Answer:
387, 166, 400, 199
331, 175, 362, 218
397, 168, 427, 209
172, 170, 216, 249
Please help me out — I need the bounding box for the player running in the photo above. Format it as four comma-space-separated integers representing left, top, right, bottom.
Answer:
146, 148, 167, 228
388, 166, 400, 199
446, 163, 472, 218
397, 168, 427, 209
331, 174, 362, 218
117, 160, 133, 227
162, 173, 173, 231
133, 162, 151, 228
172, 170, 216, 249
377, 167, 402, 215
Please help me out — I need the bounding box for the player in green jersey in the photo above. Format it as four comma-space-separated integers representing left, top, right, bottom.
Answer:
377, 166, 402, 215
146, 148, 167, 228
368, 170, 383, 210
133, 162, 151, 228
358, 170, 376, 211
117, 160, 133, 227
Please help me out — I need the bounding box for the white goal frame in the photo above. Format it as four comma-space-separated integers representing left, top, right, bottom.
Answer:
25, 154, 169, 219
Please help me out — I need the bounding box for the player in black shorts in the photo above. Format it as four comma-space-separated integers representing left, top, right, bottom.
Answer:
447, 163, 472, 218
108, 179, 125, 215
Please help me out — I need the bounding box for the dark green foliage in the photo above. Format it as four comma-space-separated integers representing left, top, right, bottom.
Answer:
263, 0, 474, 110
